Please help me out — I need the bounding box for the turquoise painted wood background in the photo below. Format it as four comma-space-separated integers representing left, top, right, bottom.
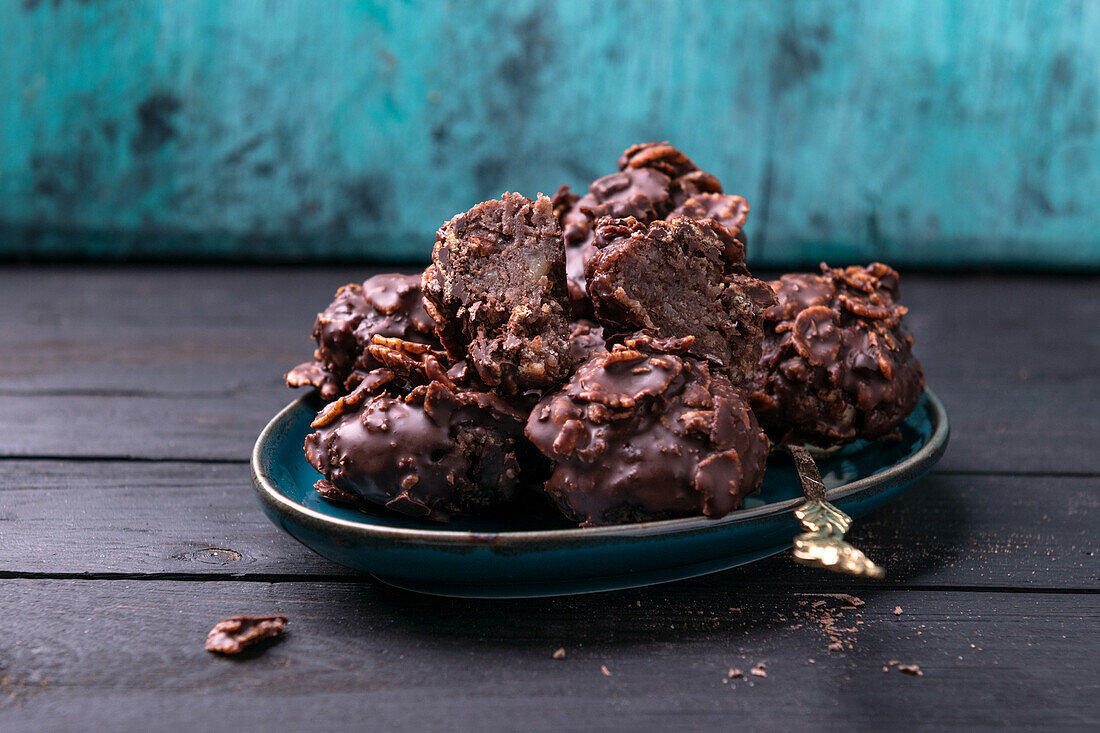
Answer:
1, 0, 1098, 266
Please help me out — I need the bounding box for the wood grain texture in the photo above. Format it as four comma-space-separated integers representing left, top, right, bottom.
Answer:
0, 265, 1097, 732
1, 1, 1098, 266
0, 580, 1096, 733
1, 268, 1096, 471
0, 461, 1096, 590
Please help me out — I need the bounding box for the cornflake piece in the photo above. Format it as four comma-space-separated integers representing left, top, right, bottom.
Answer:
205, 615, 287, 655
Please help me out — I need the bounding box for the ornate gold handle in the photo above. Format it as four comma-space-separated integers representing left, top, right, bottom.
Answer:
788, 445, 885, 579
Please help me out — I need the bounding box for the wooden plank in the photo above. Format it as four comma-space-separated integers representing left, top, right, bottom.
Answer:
0, 580, 1095, 732
2, 2, 1099, 267
0, 460, 1095, 590
0, 269, 1096, 471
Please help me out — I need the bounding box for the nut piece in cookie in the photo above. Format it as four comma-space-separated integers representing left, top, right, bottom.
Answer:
584, 216, 776, 384
286, 273, 437, 400
526, 333, 768, 526
749, 262, 925, 445
422, 192, 574, 396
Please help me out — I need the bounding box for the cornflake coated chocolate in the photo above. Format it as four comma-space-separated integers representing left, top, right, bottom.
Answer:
422, 192, 574, 396
304, 337, 530, 522
561, 142, 723, 313
617, 141, 724, 207
286, 273, 437, 400
561, 168, 671, 310
668, 192, 750, 249
585, 215, 776, 384
750, 263, 925, 446
526, 333, 768, 526
566, 319, 608, 364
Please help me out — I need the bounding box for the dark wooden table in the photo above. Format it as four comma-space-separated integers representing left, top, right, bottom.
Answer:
1, 266, 1096, 732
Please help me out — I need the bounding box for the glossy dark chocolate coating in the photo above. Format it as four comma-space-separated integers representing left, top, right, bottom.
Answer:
749, 263, 925, 445
526, 333, 768, 526
560, 142, 725, 314
305, 376, 528, 522
286, 273, 437, 400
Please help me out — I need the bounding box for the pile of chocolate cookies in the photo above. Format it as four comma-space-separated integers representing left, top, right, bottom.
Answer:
287, 143, 924, 527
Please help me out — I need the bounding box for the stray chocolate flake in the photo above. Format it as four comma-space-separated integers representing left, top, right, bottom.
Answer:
552, 647, 567, 660
205, 615, 287, 655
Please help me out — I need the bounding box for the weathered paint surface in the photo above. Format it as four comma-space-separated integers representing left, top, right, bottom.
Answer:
1, 0, 1098, 266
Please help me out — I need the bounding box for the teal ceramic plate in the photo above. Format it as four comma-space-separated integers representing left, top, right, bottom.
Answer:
252, 390, 948, 597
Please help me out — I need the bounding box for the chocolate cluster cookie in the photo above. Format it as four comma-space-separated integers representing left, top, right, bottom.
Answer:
584, 215, 775, 384
526, 333, 768, 526
559, 142, 725, 312
304, 338, 530, 521
749, 263, 925, 445
286, 273, 437, 400
286, 141, 927, 528
422, 192, 575, 396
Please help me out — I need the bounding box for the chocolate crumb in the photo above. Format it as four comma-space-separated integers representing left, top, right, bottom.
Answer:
888, 659, 900, 666
882, 666, 889, 673
727, 668, 745, 679
552, 647, 567, 660
897, 664, 923, 676
600, 664, 612, 677
749, 662, 767, 678
894, 606, 904, 616
828, 641, 844, 652
205, 615, 287, 655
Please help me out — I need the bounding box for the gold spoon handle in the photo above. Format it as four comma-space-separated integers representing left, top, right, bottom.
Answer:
788, 445, 885, 579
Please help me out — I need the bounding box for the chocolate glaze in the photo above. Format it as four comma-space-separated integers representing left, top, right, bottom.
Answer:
286, 273, 437, 400
422, 192, 574, 396
617, 141, 725, 207
562, 168, 671, 311
304, 350, 529, 521
668, 193, 750, 250
566, 319, 608, 364
750, 263, 925, 445
584, 215, 775, 384
526, 333, 768, 526
560, 142, 724, 315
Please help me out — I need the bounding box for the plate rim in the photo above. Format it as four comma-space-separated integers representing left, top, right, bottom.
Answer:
251, 388, 949, 547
